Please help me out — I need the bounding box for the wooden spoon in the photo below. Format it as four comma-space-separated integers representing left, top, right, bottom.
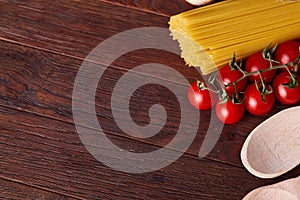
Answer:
241, 106, 300, 179
243, 176, 300, 200
185, 0, 215, 6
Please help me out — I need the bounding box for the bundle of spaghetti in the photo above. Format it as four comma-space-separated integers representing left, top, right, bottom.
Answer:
169, 0, 300, 75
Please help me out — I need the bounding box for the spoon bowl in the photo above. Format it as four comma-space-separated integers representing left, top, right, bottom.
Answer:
243, 176, 300, 200
241, 106, 300, 179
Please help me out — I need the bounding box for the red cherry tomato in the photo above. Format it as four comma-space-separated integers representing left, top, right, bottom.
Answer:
245, 52, 277, 83
188, 81, 218, 110
272, 72, 300, 105
218, 65, 247, 96
275, 40, 300, 72
243, 83, 275, 116
215, 99, 245, 124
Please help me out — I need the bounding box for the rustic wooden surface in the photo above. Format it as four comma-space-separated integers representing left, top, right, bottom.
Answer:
0, 0, 299, 199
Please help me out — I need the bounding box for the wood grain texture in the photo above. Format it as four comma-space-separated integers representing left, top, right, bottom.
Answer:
103, 0, 195, 16
0, 178, 73, 200
0, 0, 168, 59
1, 0, 299, 199
1, 37, 299, 200
0, 105, 276, 200
1, 39, 298, 168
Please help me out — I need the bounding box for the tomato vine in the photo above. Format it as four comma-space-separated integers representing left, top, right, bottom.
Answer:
188, 40, 300, 124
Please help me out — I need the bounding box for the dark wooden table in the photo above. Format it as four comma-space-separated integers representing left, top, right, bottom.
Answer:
1, 0, 299, 199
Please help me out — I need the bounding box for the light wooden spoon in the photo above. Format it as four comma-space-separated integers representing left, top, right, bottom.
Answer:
241, 106, 300, 179
185, 0, 215, 6
243, 176, 300, 200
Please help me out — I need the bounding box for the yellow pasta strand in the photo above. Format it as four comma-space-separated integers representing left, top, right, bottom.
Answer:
169, 0, 300, 75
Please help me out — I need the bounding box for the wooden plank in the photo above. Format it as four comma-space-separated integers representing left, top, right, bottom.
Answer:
0, 0, 169, 59
102, 0, 195, 16
105, 0, 224, 16
0, 0, 194, 20
0, 105, 281, 200
0, 38, 296, 169
1, 1, 299, 199
0, 178, 74, 200
0, 38, 225, 170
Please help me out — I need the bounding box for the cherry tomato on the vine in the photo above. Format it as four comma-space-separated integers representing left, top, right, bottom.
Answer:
275, 40, 300, 72
189, 40, 300, 120
245, 52, 277, 83
243, 83, 275, 116
272, 72, 300, 105
188, 81, 218, 110
218, 65, 247, 96
215, 99, 245, 124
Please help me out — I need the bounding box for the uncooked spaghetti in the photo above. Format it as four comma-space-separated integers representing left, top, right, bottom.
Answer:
169, 0, 300, 74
